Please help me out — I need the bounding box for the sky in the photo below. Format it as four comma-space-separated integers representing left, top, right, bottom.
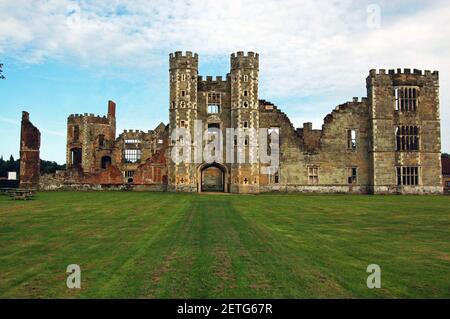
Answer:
0, 0, 449, 164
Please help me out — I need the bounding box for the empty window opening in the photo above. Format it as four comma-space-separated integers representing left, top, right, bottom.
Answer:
395, 87, 418, 112
181, 74, 186, 81
181, 90, 185, 97
274, 173, 279, 184
243, 177, 249, 184
124, 149, 141, 163
180, 120, 186, 128
397, 167, 419, 186
243, 102, 248, 108
207, 92, 221, 104
269, 167, 279, 184
180, 101, 185, 108
208, 104, 220, 114
243, 75, 248, 82
172, 101, 175, 108
308, 166, 319, 185
347, 167, 357, 184
396, 126, 419, 151
70, 148, 82, 168
101, 156, 111, 169
243, 121, 249, 128
347, 129, 357, 150
73, 125, 80, 142
98, 134, 105, 147
244, 90, 248, 97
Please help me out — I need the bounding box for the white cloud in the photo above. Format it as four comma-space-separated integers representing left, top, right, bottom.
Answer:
0, 0, 449, 150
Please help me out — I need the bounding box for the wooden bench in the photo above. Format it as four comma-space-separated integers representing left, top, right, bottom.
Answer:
9, 189, 35, 200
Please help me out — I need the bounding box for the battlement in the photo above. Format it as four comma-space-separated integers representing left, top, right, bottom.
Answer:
197, 75, 229, 83
169, 51, 199, 70
169, 51, 199, 59
230, 51, 259, 70
68, 113, 109, 124
368, 68, 439, 78
230, 51, 259, 59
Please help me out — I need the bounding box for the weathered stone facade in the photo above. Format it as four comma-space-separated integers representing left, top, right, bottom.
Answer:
20, 111, 40, 189
39, 51, 443, 194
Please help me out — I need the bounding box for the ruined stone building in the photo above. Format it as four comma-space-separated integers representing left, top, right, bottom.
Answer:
19, 111, 40, 188
35, 51, 443, 194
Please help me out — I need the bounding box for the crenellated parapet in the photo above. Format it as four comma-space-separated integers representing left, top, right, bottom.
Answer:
230, 51, 259, 70
197, 75, 230, 92
169, 51, 199, 70
367, 68, 439, 87
68, 113, 110, 125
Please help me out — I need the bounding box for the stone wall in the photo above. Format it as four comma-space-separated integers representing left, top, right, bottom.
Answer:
19, 111, 40, 189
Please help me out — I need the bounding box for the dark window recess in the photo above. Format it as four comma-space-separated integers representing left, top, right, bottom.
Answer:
397, 167, 419, 185
395, 87, 418, 112
396, 126, 419, 151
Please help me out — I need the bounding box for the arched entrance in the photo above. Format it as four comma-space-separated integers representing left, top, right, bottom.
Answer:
198, 163, 228, 192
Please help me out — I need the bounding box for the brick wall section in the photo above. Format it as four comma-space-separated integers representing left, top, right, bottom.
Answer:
20, 111, 41, 189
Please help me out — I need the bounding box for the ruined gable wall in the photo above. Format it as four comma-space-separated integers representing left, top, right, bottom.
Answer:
259, 99, 370, 192
315, 99, 371, 189
20, 111, 41, 188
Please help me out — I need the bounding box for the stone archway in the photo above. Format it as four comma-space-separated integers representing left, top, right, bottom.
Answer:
198, 162, 229, 193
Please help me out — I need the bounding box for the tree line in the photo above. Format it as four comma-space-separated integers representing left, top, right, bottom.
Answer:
0, 155, 66, 178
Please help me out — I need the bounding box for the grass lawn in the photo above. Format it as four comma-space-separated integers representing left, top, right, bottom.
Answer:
0, 192, 449, 298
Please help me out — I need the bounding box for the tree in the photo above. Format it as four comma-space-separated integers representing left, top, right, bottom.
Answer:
442, 153, 450, 159
0, 63, 5, 80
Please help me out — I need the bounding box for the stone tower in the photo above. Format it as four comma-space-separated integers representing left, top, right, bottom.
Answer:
168, 51, 199, 191
230, 51, 260, 193
66, 101, 116, 173
19, 111, 41, 189
367, 69, 442, 194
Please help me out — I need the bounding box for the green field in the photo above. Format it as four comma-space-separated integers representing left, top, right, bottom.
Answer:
0, 192, 449, 298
